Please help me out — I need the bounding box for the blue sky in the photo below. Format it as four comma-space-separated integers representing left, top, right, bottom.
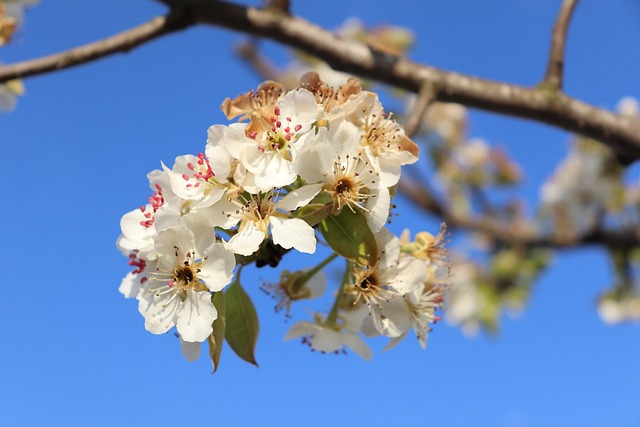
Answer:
1, 1, 639, 426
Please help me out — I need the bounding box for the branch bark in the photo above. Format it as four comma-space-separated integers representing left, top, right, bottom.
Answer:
543, 0, 580, 89
0, 9, 192, 82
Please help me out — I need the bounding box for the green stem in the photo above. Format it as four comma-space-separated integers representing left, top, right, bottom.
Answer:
306, 252, 339, 279
233, 265, 244, 285
291, 252, 339, 294
326, 260, 353, 326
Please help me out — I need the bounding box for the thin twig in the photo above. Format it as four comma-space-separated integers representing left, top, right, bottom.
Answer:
235, 40, 283, 83
543, 0, 580, 89
0, 10, 192, 82
404, 81, 436, 138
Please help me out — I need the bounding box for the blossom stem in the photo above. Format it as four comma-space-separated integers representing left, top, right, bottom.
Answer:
234, 265, 244, 285
293, 252, 339, 293
326, 260, 353, 326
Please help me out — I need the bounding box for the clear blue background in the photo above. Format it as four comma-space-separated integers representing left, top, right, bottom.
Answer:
1, 1, 639, 426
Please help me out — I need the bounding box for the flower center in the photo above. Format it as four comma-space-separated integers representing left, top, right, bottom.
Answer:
174, 265, 195, 284
150, 246, 209, 303
227, 191, 284, 236
324, 155, 375, 214
248, 106, 304, 162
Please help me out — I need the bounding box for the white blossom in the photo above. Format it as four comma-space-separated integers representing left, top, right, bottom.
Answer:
206, 185, 322, 256
139, 224, 235, 342
285, 306, 372, 360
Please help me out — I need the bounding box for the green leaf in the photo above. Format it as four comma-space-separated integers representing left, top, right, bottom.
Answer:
224, 281, 259, 367
320, 208, 378, 266
207, 291, 225, 374
294, 203, 333, 227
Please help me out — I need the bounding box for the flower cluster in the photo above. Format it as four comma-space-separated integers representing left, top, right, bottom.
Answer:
117, 73, 451, 367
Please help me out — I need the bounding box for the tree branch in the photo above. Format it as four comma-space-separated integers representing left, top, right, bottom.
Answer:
543, 0, 580, 89
0, 9, 192, 83
2, 0, 639, 163
186, 0, 640, 163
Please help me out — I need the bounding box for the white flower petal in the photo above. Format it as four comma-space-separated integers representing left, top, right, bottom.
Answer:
141, 289, 179, 335
270, 217, 316, 254
375, 228, 400, 271
119, 272, 142, 299
284, 321, 322, 340
295, 136, 334, 183
202, 198, 241, 229
278, 89, 318, 132
331, 121, 362, 158
305, 269, 326, 300
226, 222, 265, 256
277, 184, 323, 212
365, 187, 390, 233
254, 154, 297, 190
310, 329, 343, 353
382, 331, 409, 352
153, 196, 182, 232
180, 337, 202, 362
205, 125, 232, 183
389, 257, 427, 295
176, 290, 217, 342
198, 243, 236, 292
342, 332, 373, 361
223, 123, 250, 159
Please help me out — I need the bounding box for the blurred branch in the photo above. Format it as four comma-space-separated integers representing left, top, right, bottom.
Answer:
543, 0, 579, 89
404, 82, 437, 138
2, 0, 640, 162
0, 10, 192, 83
263, 0, 291, 14
399, 176, 640, 250
235, 40, 283, 82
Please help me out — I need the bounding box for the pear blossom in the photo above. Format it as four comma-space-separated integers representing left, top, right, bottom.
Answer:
117, 75, 451, 368
262, 268, 327, 315
598, 292, 640, 324
298, 71, 362, 122
376, 283, 445, 350
0, 79, 23, 112
297, 121, 390, 232
221, 80, 285, 122
285, 306, 372, 360
116, 206, 157, 256
399, 223, 451, 275
445, 260, 483, 336
344, 91, 419, 186
0, 0, 39, 23
139, 224, 235, 342
223, 89, 318, 191
347, 229, 427, 336
161, 152, 226, 211
206, 184, 322, 256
